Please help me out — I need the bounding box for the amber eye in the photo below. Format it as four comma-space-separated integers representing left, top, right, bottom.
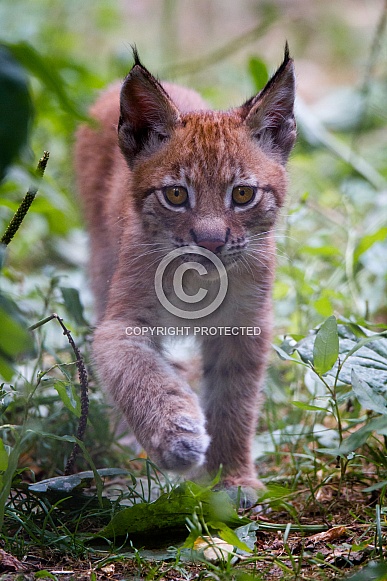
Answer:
164, 186, 188, 206
232, 186, 255, 205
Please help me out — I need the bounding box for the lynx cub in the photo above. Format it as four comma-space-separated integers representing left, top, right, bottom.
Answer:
75, 47, 296, 492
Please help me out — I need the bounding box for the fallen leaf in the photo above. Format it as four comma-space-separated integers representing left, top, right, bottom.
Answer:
100, 564, 115, 575
194, 536, 237, 562
304, 526, 348, 547
0, 549, 27, 572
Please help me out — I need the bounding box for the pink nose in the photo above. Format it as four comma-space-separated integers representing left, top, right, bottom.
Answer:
196, 238, 225, 254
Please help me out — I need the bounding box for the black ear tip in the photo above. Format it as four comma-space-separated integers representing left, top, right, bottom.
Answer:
130, 44, 143, 68
284, 41, 291, 63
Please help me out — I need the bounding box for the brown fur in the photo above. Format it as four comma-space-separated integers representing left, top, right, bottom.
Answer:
75, 49, 296, 491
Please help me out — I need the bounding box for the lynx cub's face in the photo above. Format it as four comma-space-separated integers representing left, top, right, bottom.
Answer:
118, 48, 296, 272
137, 114, 286, 270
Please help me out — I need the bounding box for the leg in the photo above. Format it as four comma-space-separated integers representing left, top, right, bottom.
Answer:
200, 328, 271, 489
93, 319, 210, 472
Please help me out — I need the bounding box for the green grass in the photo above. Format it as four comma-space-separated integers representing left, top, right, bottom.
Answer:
1, 1, 387, 579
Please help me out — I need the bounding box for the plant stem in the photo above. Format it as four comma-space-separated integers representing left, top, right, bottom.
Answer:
29, 312, 89, 474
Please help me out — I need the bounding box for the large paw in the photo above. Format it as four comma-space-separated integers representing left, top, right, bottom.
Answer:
150, 414, 210, 473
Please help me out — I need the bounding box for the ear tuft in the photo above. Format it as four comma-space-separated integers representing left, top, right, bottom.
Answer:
241, 46, 296, 164
131, 44, 142, 67
284, 41, 290, 64
118, 56, 180, 166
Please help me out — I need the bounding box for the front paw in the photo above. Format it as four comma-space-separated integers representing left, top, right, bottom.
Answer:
222, 476, 265, 508
151, 414, 210, 473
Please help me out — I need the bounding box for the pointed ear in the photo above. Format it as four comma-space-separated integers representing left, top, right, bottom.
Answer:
240, 47, 296, 164
118, 54, 180, 166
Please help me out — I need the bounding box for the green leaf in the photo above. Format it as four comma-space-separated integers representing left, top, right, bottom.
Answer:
296, 324, 387, 393
351, 369, 387, 415
28, 468, 124, 509
291, 401, 329, 413
0, 356, 15, 383
29, 468, 129, 494
5, 41, 88, 121
341, 332, 387, 363
248, 57, 269, 91
272, 344, 307, 366
0, 431, 30, 528
208, 521, 252, 553
97, 481, 249, 540
60, 286, 88, 327
259, 484, 293, 501
0, 293, 35, 380
313, 315, 339, 374
362, 480, 387, 493
34, 570, 58, 580
318, 415, 387, 456
0, 45, 32, 180
354, 227, 387, 263
233, 522, 259, 552
53, 380, 81, 418
0, 293, 34, 355
0, 439, 8, 472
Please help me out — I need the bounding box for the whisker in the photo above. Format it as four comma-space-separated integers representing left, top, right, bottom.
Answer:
247, 245, 291, 262
239, 255, 254, 277
244, 252, 275, 274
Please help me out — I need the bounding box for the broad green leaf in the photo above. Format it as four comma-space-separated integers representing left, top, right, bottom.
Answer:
53, 380, 81, 418
272, 344, 307, 366
29, 468, 129, 494
0, 305, 33, 357
296, 324, 387, 393
28, 469, 126, 510
351, 369, 387, 415
60, 286, 88, 327
336, 320, 367, 339
97, 481, 249, 540
233, 522, 259, 552
248, 57, 269, 91
341, 332, 387, 364
5, 41, 88, 121
0, 356, 15, 382
0, 45, 32, 181
313, 315, 339, 374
